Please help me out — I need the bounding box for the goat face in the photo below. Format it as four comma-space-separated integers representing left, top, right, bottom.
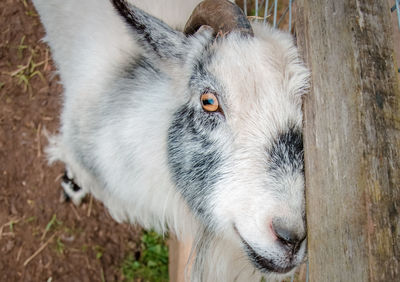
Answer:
112, 0, 309, 277
168, 31, 308, 275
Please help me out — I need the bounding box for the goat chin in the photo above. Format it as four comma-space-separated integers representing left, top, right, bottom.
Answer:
34, 0, 309, 281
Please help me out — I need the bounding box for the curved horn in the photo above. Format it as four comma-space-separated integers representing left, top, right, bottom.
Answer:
184, 0, 254, 37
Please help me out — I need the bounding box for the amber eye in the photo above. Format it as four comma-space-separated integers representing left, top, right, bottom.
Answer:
200, 93, 219, 112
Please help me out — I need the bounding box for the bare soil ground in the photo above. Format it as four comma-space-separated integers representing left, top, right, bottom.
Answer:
0, 1, 142, 281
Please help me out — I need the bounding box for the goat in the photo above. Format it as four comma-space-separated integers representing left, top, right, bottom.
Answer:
33, 0, 310, 280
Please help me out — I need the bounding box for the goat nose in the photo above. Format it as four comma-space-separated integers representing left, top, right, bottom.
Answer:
271, 219, 306, 254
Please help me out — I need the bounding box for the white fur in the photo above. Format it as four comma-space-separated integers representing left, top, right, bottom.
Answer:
33, 0, 310, 281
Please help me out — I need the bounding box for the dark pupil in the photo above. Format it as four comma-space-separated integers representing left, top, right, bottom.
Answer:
202, 98, 214, 106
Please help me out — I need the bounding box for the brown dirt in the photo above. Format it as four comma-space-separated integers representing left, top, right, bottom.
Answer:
0, 1, 142, 281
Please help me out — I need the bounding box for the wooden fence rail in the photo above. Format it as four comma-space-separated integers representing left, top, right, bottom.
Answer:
295, 0, 400, 280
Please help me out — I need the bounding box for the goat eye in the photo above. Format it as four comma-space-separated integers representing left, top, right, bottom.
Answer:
200, 93, 219, 112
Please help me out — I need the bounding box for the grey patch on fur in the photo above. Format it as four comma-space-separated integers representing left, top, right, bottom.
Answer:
168, 104, 224, 220
60, 169, 86, 205
189, 41, 220, 92
167, 39, 228, 223
123, 55, 161, 79
68, 119, 103, 180
62, 171, 81, 192
70, 55, 166, 189
267, 126, 304, 178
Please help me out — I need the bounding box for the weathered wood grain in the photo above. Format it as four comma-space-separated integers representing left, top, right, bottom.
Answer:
295, 0, 400, 281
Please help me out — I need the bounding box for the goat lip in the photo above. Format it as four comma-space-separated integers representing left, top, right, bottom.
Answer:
241, 238, 296, 274
233, 225, 297, 274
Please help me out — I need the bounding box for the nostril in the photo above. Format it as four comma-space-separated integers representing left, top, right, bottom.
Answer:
272, 223, 297, 245
271, 219, 306, 253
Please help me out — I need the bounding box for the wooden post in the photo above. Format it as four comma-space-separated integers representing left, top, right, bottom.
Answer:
168, 237, 192, 282
295, 0, 400, 280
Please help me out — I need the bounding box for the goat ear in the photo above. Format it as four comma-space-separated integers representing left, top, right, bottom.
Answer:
111, 0, 185, 60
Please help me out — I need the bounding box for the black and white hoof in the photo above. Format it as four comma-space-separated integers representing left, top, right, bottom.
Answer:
61, 170, 86, 205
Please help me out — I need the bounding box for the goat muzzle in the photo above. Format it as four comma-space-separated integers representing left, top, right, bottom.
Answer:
184, 0, 254, 37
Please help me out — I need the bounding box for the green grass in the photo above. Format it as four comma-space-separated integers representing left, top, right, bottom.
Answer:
122, 230, 169, 282
25, 216, 37, 223
17, 36, 28, 59
93, 245, 104, 260
9, 220, 15, 232
12, 57, 45, 92
11, 46, 46, 93
55, 237, 65, 255
41, 214, 62, 240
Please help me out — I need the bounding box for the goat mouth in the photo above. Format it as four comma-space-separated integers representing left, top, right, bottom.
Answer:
233, 226, 297, 274
241, 239, 296, 274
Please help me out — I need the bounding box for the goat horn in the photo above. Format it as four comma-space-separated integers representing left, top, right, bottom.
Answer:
184, 0, 254, 37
